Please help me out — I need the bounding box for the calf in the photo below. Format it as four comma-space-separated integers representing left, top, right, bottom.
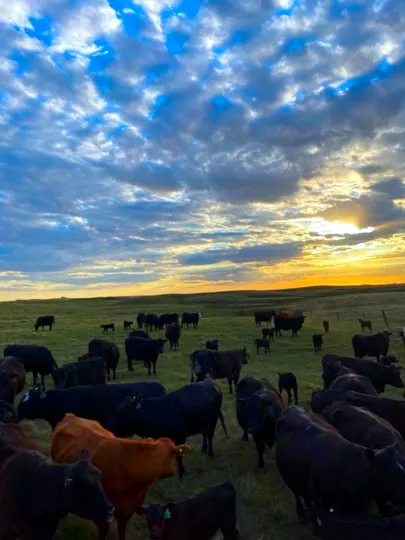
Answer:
137, 482, 238, 540
4, 344, 57, 386
312, 334, 323, 352
81, 338, 120, 381
278, 372, 298, 405
125, 337, 167, 375
0, 356, 25, 394
51, 357, 106, 389
34, 315, 55, 331
359, 319, 372, 332
0, 450, 114, 540
261, 328, 275, 341
123, 320, 133, 331
100, 323, 115, 334
165, 323, 181, 351
190, 349, 248, 394
206, 340, 219, 351
352, 331, 392, 359
322, 320, 330, 333
255, 338, 270, 354
137, 312, 146, 328
109, 380, 228, 479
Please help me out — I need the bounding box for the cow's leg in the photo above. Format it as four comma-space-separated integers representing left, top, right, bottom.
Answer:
97, 522, 110, 540
295, 494, 307, 524
116, 515, 128, 540
207, 418, 218, 456
201, 433, 208, 453
153, 359, 157, 375
41, 373, 45, 386
112, 367, 116, 380
294, 387, 298, 405
287, 388, 292, 405
253, 434, 265, 468
32, 371, 37, 386
241, 428, 248, 442
107, 367, 111, 381
227, 377, 233, 394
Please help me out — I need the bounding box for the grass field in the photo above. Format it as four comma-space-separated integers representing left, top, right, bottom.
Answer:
2, 284, 405, 540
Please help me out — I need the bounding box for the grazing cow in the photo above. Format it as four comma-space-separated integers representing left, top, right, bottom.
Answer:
312, 334, 323, 352
109, 380, 227, 479
18, 381, 166, 430
4, 344, 57, 386
181, 312, 201, 329
51, 357, 106, 389
130, 329, 150, 339
352, 331, 391, 359
80, 338, 120, 381
206, 339, 219, 350
322, 401, 405, 456
52, 414, 189, 540
0, 356, 25, 394
359, 319, 372, 332
322, 353, 403, 394
278, 372, 298, 405
136, 482, 239, 540
377, 354, 398, 366
0, 449, 114, 540
261, 328, 275, 341
254, 311, 275, 327
159, 313, 180, 327
125, 337, 167, 375
274, 313, 306, 337
137, 312, 146, 328
34, 315, 55, 331
165, 323, 181, 351
190, 349, 248, 394
276, 406, 405, 523
0, 422, 44, 465
146, 314, 160, 331
322, 320, 330, 333
254, 338, 270, 354
0, 401, 18, 423
123, 320, 133, 331
100, 323, 115, 334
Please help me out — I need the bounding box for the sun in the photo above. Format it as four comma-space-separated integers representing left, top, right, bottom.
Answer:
308, 218, 374, 237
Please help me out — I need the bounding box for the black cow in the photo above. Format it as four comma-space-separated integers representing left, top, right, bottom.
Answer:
100, 323, 115, 334
261, 328, 275, 341
0, 450, 114, 540
51, 358, 106, 389
322, 320, 330, 333
125, 337, 167, 375
109, 380, 228, 479
123, 320, 133, 331
0, 401, 18, 423
322, 356, 355, 389
377, 354, 398, 366
80, 339, 120, 381
18, 381, 166, 430
165, 323, 181, 351
190, 349, 248, 394
278, 372, 298, 405
158, 313, 180, 327
274, 314, 306, 337
254, 311, 275, 327
136, 482, 238, 540
255, 338, 270, 354
129, 329, 150, 339
352, 331, 391, 359
146, 314, 160, 331
359, 319, 372, 332
312, 334, 323, 352
137, 313, 146, 329
399, 329, 405, 347
329, 372, 378, 395
322, 353, 403, 394
206, 340, 219, 351
34, 315, 55, 331
4, 344, 57, 386
181, 312, 201, 329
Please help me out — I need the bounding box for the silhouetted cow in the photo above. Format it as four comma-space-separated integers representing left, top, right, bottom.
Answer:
100, 323, 115, 334
34, 315, 55, 331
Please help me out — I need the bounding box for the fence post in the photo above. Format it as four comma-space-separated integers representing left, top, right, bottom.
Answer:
381, 310, 389, 327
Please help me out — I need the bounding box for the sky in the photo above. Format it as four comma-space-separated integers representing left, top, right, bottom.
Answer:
0, 0, 404, 300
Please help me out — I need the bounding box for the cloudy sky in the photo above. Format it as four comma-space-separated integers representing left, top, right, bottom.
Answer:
0, 0, 404, 300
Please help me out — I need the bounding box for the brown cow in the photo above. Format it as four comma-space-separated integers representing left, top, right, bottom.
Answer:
0, 422, 44, 467
0, 356, 25, 394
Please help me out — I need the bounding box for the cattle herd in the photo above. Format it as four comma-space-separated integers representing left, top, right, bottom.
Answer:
0, 309, 403, 539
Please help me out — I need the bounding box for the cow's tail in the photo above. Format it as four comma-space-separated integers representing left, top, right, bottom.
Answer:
189, 353, 195, 383
219, 411, 229, 439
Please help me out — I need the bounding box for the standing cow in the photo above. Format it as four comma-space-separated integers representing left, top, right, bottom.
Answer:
352, 331, 391, 359
274, 313, 306, 337
4, 345, 57, 386
254, 311, 275, 327
190, 349, 248, 394
322, 320, 330, 333
79, 339, 120, 381
125, 337, 167, 375
181, 312, 201, 329
165, 323, 181, 351
34, 315, 55, 331
137, 313, 146, 329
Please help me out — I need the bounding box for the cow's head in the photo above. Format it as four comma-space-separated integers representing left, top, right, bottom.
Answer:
137, 503, 176, 539
51, 368, 68, 389
310, 389, 326, 414
368, 444, 405, 506
17, 385, 48, 420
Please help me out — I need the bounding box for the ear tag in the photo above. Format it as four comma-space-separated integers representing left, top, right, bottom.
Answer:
23, 393, 30, 403
164, 508, 171, 519
135, 403, 141, 410
40, 392, 46, 399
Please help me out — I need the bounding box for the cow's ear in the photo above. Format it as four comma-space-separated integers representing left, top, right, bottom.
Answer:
135, 506, 148, 515
80, 449, 90, 461
365, 448, 375, 462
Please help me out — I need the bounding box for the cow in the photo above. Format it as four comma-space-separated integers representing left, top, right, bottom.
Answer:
278, 372, 298, 405
312, 334, 323, 352
109, 380, 227, 479
130, 329, 150, 339
206, 340, 219, 350
261, 328, 275, 341
276, 406, 405, 523
0, 372, 18, 405
322, 356, 355, 390
100, 323, 115, 334
80, 339, 120, 381
18, 381, 166, 430
159, 313, 180, 327
181, 312, 201, 329
34, 315, 55, 331
0, 449, 114, 540
377, 354, 398, 366
235, 376, 284, 468
329, 372, 378, 395
254, 311, 275, 327
274, 313, 306, 337
352, 331, 391, 359
52, 413, 189, 540
359, 319, 372, 332
190, 349, 248, 394
51, 357, 106, 389
0, 356, 25, 394
322, 320, 330, 333
146, 314, 160, 331
165, 323, 181, 351
0, 422, 44, 466
4, 344, 57, 386
125, 337, 167, 375
0, 401, 18, 423
322, 401, 405, 456
254, 338, 270, 354
322, 353, 403, 394
123, 320, 133, 331
136, 482, 239, 540
137, 312, 146, 328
